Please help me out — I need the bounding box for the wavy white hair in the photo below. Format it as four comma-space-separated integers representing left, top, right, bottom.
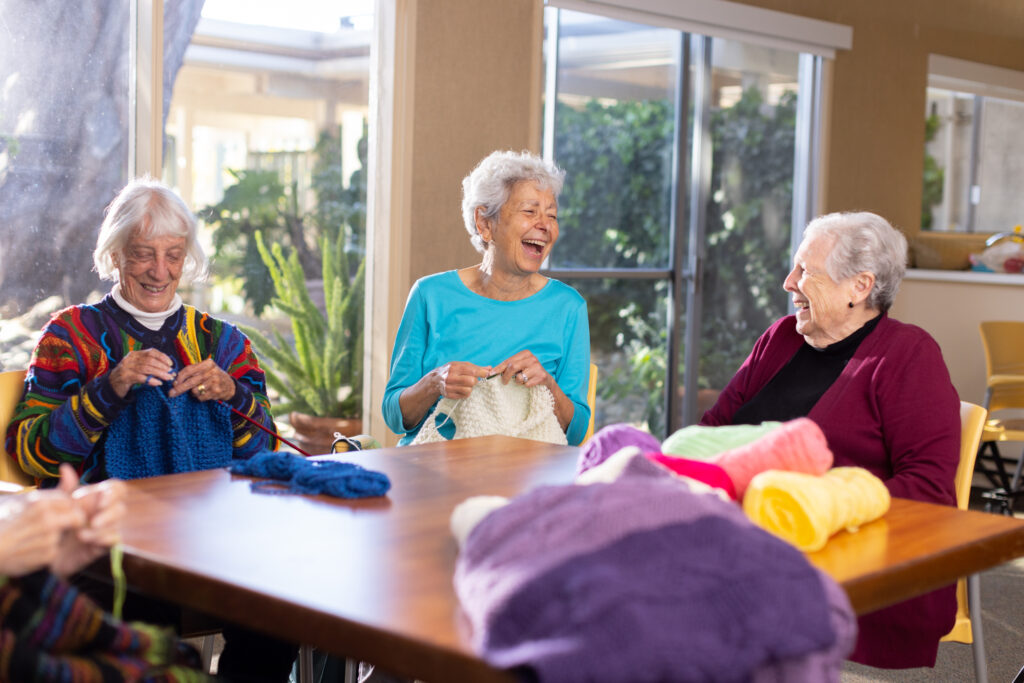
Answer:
802, 211, 907, 311
461, 150, 566, 254
93, 176, 208, 283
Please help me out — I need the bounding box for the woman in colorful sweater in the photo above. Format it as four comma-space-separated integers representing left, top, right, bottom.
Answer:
4, 177, 296, 682
6, 177, 277, 484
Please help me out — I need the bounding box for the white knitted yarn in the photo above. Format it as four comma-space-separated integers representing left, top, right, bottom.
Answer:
411, 379, 568, 446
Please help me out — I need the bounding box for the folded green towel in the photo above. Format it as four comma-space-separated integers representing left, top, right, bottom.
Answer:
661, 421, 782, 461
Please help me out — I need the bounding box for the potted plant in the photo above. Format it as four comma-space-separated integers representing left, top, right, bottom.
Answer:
240, 229, 365, 452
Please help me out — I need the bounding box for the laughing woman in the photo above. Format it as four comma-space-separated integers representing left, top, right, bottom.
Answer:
701, 211, 959, 669
383, 150, 591, 445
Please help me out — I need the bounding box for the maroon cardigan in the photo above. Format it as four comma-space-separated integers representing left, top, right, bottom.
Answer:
702, 313, 959, 668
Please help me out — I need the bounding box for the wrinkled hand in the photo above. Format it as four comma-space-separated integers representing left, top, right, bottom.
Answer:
432, 362, 492, 400
169, 359, 236, 402
492, 350, 551, 389
51, 464, 126, 577
0, 469, 85, 577
109, 349, 176, 398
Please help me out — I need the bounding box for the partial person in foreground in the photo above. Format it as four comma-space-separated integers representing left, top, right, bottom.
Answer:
0, 464, 216, 681
4, 177, 295, 682
383, 150, 591, 445
701, 211, 959, 668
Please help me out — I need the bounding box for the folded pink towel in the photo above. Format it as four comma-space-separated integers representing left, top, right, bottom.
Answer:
712, 418, 833, 498
646, 453, 738, 500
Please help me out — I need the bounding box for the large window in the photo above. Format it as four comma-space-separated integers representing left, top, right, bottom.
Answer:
0, 0, 133, 369
924, 58, 1024, 234
543, 5, 826, 437
0, 1, 372, 430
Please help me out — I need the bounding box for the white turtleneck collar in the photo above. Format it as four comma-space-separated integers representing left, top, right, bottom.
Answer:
111, 282, 183, 331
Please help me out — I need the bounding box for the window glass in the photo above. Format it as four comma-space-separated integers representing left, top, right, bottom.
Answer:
697, 38, 798, 404
549, 10, 679, 435
0, 0, 131, 370
166, 0, 372, 424
550, 11, 677, 270
562, 278, 671, 435
546, 9, 808, 437
924, 86, 1024, 233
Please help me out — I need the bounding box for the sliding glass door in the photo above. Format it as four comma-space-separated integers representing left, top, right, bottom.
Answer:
543, 7, 820, 437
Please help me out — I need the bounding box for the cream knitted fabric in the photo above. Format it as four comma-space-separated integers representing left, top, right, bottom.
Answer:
411, 379, 568, 445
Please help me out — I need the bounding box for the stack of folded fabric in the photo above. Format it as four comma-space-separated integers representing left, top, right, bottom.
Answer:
576, 420, 891, 552
743, 467, 891, 552
451, 451, 857, 683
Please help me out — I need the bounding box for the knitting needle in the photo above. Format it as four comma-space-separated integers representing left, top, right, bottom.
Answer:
221, 402, 313, 457
157, 367, 315, 456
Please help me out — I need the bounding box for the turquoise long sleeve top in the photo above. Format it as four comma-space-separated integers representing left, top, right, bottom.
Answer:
383, 271, 591, 445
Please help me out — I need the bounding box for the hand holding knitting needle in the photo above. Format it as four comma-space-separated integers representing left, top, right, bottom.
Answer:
109, 349, 176, 398
169, 358, 237, 401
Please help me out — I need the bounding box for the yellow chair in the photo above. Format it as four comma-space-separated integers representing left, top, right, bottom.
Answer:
0, 369, 34, 489
977, 322, 1024, 513
583, 363, 598, 443
940, 401, 988, 683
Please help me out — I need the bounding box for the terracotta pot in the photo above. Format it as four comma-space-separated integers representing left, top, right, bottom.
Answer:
288, 411, 363, 454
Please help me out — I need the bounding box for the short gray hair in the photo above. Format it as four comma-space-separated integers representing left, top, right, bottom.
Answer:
461, 150, 566, 254
802, 211, 907, 311
93, 176, 208, 282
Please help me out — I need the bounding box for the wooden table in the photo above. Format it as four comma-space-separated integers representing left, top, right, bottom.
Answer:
117, 436, 1024, 682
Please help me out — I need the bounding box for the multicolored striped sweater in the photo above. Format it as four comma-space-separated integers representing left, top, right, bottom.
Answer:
0, 569, 215, 682
5, 295, 277, 483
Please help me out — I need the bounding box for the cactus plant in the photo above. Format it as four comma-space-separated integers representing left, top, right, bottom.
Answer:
240, 229, 364, 418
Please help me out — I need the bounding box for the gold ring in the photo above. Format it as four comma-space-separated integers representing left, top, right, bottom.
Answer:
196, 384, 207, 394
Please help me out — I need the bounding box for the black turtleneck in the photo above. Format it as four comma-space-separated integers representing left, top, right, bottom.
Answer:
730, 313, 883, 425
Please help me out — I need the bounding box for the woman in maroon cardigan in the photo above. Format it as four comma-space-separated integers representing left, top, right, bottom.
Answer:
702, 211, 959, 669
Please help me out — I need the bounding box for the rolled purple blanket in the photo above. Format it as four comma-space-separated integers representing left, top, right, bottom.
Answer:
454, 457, 856, 682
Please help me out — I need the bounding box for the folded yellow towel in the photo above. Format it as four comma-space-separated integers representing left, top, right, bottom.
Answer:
742, 467, 891, 552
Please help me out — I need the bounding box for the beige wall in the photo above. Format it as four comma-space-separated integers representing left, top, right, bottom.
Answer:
892, 277, 1024, 405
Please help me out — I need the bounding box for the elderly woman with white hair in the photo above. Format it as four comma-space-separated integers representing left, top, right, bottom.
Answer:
701, 211, 959, 670
5, 177, 297, 682
383, 150, 591, 445
7, 176, 278, 483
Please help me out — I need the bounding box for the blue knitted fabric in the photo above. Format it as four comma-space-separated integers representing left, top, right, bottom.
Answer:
229, 451, 391, 499
104, 385, 233, 480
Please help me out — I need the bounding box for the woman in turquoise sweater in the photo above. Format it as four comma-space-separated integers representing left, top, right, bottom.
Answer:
383, 150, 591, 445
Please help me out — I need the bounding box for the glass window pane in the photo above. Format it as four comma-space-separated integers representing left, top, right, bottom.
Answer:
0, 0, 131, 370
924, 88, 974, 232
976, 97, 1024, 233
167, 1, 371, 424
550, 10, 677, 270
561, 278, 671, 436
697, 38, 798, 399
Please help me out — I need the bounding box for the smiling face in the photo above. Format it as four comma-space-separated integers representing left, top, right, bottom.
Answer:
782, 234, 856, 347
115, 229, 187, 313
477, 181, 559, 277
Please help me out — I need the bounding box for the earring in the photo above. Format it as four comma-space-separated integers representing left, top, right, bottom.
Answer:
848, 301, 854, 308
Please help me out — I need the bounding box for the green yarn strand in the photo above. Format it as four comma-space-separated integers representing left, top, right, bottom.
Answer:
111, 542, 126, 620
